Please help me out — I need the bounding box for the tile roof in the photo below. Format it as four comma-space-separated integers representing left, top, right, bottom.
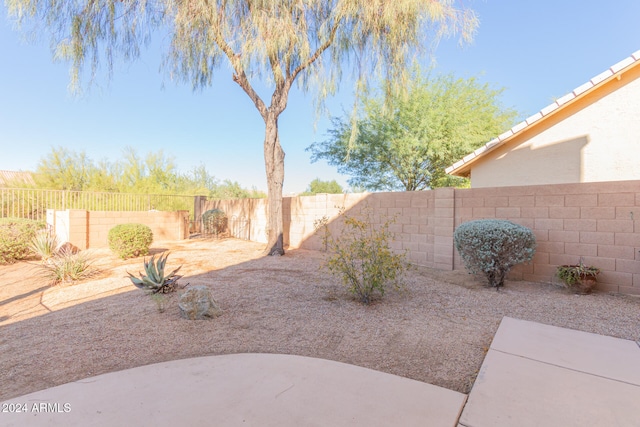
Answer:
0, 170, 36, 187
446, 49, 640, 176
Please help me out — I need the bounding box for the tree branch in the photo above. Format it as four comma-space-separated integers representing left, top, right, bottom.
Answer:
209, 7, 267, 119
288, 21, 339, 84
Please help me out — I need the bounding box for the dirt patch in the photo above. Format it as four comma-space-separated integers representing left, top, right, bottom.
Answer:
1, 237, 639, 401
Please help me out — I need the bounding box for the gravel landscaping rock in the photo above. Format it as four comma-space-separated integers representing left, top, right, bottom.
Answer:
1, 238, 638, 401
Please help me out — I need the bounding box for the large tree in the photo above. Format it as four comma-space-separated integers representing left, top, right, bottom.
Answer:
300, 178, 344, 195
6, 0, 477, 255
309, 72, 517, 191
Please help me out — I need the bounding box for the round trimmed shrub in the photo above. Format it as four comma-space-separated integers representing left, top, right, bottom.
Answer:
0, 218, 45, 264
108, 223, 153, 259
202, 209, 227, 236
453, 219, 536, 289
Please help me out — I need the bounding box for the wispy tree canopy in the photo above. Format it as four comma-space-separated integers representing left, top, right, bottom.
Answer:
308, 70, 518, 191
6, 0, 478, 254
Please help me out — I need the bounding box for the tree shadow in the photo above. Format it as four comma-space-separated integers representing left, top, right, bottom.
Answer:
0, 240, 493, 403
0, 285, 50, 307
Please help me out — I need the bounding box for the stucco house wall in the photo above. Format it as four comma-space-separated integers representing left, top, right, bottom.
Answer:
447, 51, 640, 188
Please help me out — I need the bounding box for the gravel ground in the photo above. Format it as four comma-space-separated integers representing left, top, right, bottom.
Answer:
1, 237, 639, 401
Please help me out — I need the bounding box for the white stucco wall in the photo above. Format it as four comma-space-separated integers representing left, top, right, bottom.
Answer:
470, 74, 640, 188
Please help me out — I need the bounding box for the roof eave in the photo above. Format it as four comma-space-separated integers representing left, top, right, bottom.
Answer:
445, 49, 640, 177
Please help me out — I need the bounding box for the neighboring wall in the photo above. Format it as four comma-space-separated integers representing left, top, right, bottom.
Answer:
47, 209, 190, 249
453, 180, 640, 294
204, 180, 640, 295
470, 64, 640, 187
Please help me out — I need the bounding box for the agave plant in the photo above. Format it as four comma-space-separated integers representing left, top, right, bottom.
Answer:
127, 252, 182, 294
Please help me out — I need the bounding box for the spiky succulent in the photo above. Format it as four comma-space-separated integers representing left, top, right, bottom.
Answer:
127, 253, 182, 293
30, 230, 59, 261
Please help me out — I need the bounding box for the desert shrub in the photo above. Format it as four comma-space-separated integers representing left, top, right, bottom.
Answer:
202, 209, 227, 236
108, 223, 153, 259
0, 218, 45, 264
30, 229, 60, 261
314, 207, 408, 305
40, 249, 95, 284
454, 219, 536, 289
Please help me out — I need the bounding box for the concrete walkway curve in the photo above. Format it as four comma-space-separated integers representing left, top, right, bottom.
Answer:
0, 353, 467, 427
3, 317, 640, 426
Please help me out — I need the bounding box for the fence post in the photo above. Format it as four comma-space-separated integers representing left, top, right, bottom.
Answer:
193, 195, 207, 233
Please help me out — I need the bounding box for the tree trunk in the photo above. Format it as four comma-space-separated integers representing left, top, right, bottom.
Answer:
263, 113, 286, 255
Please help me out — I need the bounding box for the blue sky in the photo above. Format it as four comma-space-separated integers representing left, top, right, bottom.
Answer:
1, 0, 639, 194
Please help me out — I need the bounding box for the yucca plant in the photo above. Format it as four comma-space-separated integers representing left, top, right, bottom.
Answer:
41, 251, 95, 284
127, 252, 182, 294
29, 230, 59, 261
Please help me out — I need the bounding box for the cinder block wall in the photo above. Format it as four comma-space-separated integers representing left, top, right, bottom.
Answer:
47, 210, 190, 249
205, 191, 440, 267
453, 180, 640, 294
204, 179, 640, 295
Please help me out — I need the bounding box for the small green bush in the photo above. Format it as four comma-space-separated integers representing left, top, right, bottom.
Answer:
202, 209, 227, 236
108, 223, 153, 259
454, 219, 536, 289
0, 218, 45, 264
314, 206, 408, 305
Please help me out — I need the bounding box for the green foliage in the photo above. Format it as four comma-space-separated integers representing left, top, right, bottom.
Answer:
127, 253, 182, 294
209, 180, 267, 200
300, 178, 344, 196
454, 219, 536, 289
6, 0, 479, 103
314, 207, 408, 304
308, 70, 517, 191
29, 147, 266, 200
40, 250, 95, 284
29, 229, 60, 261
556, 261, 600, 286
108, 223, 153, 259
202, 209, 227, 236
0, 218, 45, 264
34, 147, 94, 191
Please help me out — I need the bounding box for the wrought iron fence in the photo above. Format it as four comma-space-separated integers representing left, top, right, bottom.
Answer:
0, 188, 196, 221
192, 215, 250, 240
228, 215, 251, 240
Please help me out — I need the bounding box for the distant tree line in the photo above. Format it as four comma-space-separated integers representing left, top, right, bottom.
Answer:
23, 146, 266, 199
299, 178, 344, 196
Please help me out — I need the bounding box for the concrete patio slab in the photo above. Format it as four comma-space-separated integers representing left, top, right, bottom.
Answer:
490, 316, 640, 385
459, 317, 640, 427
0, 353, 467, 427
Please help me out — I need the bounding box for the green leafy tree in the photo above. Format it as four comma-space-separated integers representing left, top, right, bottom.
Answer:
300, 178, 344, 196
34, 147, 94, 191
211, 180, 266, 199
86, 159, 121, 192
308, 71, 517, 191
6, 0, 477, 255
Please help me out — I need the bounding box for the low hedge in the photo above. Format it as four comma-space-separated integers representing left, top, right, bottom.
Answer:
0, 218, 45, 264
108, 223, 153, 259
